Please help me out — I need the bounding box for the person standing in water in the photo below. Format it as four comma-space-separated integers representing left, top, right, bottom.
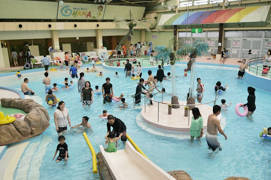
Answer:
124, 59, 132, 77
206, 105, 227, 152
102, 77, 114, 104
238, 59, 247, 79
196, 78, 204, 103
135, 78, 147, 104
78, 72, 86, 100
242, 87, 256, 118
156, 65, 165, 83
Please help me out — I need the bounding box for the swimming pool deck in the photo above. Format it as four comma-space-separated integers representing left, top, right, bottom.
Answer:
141, 101, 212, 132
0, 89, 20, 99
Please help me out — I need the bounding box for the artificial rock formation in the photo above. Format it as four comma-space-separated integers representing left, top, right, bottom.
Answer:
0, 98, 50, 145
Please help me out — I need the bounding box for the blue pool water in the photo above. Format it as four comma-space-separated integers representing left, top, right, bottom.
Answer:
3, 63, 270, 180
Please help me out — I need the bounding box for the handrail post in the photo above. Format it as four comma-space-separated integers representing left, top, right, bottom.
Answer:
256, 66, 258, 75
144, 96, 146, 113
157, 102, 160, 123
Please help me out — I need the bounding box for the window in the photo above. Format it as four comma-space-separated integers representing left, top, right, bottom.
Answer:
179, 0, 192, 7
210, 0, 223, 4
194, 0, 208, 6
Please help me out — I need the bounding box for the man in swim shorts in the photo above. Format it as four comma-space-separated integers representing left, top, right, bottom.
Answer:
102, 77, 113, 104
21, 78, 35, 95
206, 105, 227, 152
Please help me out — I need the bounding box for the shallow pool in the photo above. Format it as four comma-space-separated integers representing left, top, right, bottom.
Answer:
2, 63, 270, 180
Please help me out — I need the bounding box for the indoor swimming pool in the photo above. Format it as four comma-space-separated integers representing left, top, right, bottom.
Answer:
1, 63, 271, 180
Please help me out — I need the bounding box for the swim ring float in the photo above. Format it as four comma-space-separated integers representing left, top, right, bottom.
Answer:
112, 97, 120, 102
96, 61, 102, 65
0, 112, 16, 125
131, 76, 140, 80
259, 128, 271, 140
235, 103, 248, 117
49, 68, 57, 72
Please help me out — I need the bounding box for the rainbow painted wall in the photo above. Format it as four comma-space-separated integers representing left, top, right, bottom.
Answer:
159, 6, 270, 26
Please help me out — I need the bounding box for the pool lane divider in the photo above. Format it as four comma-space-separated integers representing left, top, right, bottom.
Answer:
126, 134, 148, 159
83, 132, 98, 174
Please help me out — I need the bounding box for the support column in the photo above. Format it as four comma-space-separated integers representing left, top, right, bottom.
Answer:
51, 30, 60, 50
173, 25, 178, 51
0, 41, 10, 69
217, 23, 224, 54
96, 29, 103, 49
140, 30, 146, 43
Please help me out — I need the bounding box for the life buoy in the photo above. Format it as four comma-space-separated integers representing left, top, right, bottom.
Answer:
235, 103, 248, 117
24, 63, 31, 69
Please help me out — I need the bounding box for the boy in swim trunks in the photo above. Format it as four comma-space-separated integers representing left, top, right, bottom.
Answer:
99, 110, 108, 119
43, 72, 51, 93
53, 135, 69, 162
105, 131, 118, 152
206, 105, 227, 152
52, 83, 58, 92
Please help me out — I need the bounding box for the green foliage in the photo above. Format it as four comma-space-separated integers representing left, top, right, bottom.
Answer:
177, 40, 209, 57
155, 46, 171, 63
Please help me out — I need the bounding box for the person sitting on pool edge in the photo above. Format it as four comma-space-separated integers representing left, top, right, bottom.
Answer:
72, 116, 91, 129
53, 135, 69, 162
105, 131, 118, 152
45, 89, 58, 106
21, 78, 35, 95
99, 110, 108, 119
102, 77, 114, 104
106, 115, 127, 142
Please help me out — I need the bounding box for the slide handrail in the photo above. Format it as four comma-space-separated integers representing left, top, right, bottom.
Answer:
126, 134, 148, 159
83, 132, 98, 174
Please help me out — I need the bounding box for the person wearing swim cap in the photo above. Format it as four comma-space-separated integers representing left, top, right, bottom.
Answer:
206, 105, 227, 152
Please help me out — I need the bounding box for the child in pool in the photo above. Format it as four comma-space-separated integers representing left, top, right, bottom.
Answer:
221, 99, 231, 111
113, 93, 124, 101
53, 135, 69, 162
95, 85, 101, 94
115, 72, 119, 77
99, 110, 108, 119
64, 77, 68, 86
72, 116, 91, 129
119, 98, 128, 108
86, 67, 91, 73
16, 71, 22, 78
63, 83, 69, 89
164, 72, 171, 80
45, 89, 58, 106
105, 131, 117, 152
90, 64, 97, 72
98, 72, 103, 77
190, 107, 203, 142
70, 80, 73, 86
215, 81, 227, 92
52, 83, 58, 92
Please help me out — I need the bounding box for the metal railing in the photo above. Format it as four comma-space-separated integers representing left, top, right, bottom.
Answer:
247, 57, 271, 79
142, 94, 218, 127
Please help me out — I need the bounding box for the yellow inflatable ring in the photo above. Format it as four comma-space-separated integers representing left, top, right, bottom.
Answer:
96, 61, 102, 65
0, 112, 16, 125
131, 76, 140, 80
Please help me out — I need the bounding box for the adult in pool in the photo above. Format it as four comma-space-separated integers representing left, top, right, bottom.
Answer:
242, 87, 256, 118
106, 115, 127, 142
206, 105, 227, 152
102, 77, 114, 104
238, 59, 247, 79
190, 107, 203, 142
77, 72, 85, 94
54, 101, 71, 134
21, 78, 35, 95
81, 81, 94, 106
156, 65, 165, 83
135, 78, 147, 104
124, 59, 132, 77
